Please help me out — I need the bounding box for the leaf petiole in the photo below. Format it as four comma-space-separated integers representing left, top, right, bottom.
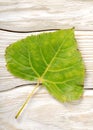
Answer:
15, 81, 40, 119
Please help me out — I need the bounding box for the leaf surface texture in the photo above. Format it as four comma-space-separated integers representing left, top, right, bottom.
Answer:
5, 28, 85, 102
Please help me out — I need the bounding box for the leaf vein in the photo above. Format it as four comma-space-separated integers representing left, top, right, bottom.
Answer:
41, 30, 73, 78
48, 60, 81, 72
44, 77, 78, 85
38, 43, 48, 66
28, 51, 40, 77
8, 64, 37, 79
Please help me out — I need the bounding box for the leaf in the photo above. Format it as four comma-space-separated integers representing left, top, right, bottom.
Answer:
5, 28, 85, 102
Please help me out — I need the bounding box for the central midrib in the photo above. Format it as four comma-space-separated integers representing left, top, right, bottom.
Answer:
41, 31, 72, 79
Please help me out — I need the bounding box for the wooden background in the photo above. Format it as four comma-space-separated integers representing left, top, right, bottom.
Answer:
0, 0, 93, 130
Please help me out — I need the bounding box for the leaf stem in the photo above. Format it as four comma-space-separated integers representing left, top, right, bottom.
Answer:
15, 81, 40, 119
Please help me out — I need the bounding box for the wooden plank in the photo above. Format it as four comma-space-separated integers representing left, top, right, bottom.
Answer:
0, 1, 93, 129
0, 30, 93, 91
0, 85, 93, 130
0, 0, 93, 31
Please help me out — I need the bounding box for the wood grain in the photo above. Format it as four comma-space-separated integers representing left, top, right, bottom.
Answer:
1, 85, 93, 130
0, 0, 93, 31
0, 0, 93, 130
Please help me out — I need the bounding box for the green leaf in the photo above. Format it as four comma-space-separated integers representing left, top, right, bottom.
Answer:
5, 28, 85, 102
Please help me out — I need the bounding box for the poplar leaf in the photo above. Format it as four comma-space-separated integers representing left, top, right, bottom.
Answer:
5, 28, 85, 102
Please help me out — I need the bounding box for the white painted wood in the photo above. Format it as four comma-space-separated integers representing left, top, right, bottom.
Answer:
0, 85, 93, 130
0, 0, 93, 31
0, 0, 93, 130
